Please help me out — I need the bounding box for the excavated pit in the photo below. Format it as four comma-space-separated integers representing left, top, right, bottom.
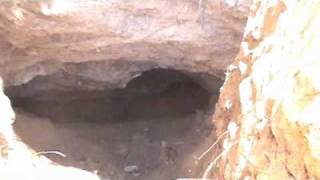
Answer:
5, 68, 223, 180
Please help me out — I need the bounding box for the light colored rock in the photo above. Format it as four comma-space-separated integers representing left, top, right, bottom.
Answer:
213, 0, 320, 179
124, 165, 140, 176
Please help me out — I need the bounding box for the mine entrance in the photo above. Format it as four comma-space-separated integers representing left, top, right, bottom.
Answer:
6, 68, 223, 180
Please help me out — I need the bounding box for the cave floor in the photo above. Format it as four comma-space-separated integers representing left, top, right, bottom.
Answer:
13, 109, 214, 180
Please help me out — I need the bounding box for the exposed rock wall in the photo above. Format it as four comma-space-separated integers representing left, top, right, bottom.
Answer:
0, 0, 250, 90
214, 0, 320, 179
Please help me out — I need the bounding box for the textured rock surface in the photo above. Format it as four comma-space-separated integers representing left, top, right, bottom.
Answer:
0, 0, 250, 90
213, 0, 320, 179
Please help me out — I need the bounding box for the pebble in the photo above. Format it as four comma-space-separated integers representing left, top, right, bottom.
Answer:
124, 165, 139, 175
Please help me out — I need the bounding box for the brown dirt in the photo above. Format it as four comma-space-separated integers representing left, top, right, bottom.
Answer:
10, 75, 220, 180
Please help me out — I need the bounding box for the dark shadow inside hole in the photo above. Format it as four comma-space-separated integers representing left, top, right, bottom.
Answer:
6, 68, 222, 180
8, 69, 215, 123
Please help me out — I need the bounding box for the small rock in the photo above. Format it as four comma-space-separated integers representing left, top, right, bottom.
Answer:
124, 165, 139, 173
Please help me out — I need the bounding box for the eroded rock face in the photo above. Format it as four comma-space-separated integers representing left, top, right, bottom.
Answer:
213, 1, 320, 179
0, 0, 250, 90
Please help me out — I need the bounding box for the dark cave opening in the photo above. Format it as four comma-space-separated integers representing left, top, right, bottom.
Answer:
5, 68, 223, 180
7, 68, 219, 123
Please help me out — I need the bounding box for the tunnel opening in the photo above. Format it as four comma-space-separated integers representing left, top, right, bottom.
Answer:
5, 68, 223, 180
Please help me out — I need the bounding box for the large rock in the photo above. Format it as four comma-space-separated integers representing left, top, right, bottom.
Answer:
213, 0, 320, 179
0, 0, 250, 90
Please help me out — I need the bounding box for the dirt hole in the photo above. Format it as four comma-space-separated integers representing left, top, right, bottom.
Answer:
6, 68, 223, 180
